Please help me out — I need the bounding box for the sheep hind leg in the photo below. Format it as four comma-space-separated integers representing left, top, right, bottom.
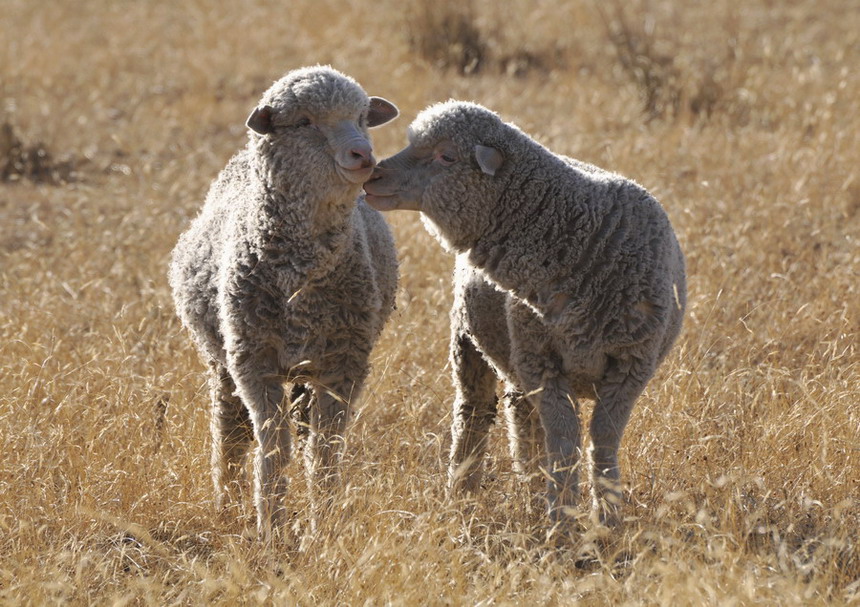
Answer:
289, 382, 312, 452
589, 356, 653, 528
208, 363, 253, 515
502, 386, 544, 482
448, 334, 498, 494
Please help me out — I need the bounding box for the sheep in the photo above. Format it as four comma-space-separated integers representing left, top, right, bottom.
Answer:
168, 65, 399, 539
364, 100, 686, 533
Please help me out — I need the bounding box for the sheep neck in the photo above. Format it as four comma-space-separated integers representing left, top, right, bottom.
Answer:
466, 145, 639, 328
254, 169, 358, 286
469, 149, 580, 300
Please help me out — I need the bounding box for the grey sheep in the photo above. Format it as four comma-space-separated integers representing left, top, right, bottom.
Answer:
364, 100, 686, 532
168, 66, 399, 539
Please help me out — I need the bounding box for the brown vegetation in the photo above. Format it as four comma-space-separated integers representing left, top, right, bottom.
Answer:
1, 0, 857, 604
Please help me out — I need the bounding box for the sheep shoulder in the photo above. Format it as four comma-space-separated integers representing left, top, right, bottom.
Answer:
473, 150, 684, 350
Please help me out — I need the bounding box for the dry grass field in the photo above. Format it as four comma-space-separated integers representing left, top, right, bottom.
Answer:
1, 0, 858, 604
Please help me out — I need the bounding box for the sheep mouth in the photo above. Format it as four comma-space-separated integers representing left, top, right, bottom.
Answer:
363, 191, 399, 211
336, 164, 375, 185
362, 180, 398, 210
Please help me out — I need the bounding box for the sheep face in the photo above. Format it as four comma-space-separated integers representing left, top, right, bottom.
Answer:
246, 66, 398, 188
365, 102, 508, 251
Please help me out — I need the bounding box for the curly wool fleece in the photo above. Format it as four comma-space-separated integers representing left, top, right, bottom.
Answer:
169, 66, 399, 538
366, 100, 686, 530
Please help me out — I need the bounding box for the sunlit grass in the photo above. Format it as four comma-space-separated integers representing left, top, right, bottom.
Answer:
1, 0, 857, 604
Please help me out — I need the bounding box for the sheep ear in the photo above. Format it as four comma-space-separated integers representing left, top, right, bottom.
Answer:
367, 97, 399, 128
246, 105, 275, 135
475, 144, 504, 176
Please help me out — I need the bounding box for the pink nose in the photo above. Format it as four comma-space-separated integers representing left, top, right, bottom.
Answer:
350, 147, 373, 169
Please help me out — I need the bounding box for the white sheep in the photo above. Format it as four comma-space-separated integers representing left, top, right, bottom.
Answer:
364, 100, 686, 533
168, 66, 399, 539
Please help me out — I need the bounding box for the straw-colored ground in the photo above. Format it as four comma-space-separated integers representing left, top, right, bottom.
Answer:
1, 0, 857, 604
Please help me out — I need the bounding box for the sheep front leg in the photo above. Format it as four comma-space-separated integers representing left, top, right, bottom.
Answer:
448, 334, 498, 494
229, 353, 291, 541
303, 379, 354, 494
531, 374, 582, 529
589, 356, 653, 527
509, 302, 582, 531
208, 362, 253, 514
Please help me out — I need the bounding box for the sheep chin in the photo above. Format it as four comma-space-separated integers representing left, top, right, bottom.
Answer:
363, 193, 400, 212
336, 164, 374, 185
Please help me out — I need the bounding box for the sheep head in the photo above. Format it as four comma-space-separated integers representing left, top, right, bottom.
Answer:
246, 66, 398, 187
364, 100, 510, 250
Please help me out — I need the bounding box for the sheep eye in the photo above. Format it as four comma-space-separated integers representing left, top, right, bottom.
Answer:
295, 117, 312, 128
437, 152, 457, 165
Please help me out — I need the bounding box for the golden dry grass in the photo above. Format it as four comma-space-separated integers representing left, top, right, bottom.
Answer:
1, 0, 858, 604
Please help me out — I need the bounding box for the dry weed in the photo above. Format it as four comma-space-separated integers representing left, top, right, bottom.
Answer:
1, 0, 858, 604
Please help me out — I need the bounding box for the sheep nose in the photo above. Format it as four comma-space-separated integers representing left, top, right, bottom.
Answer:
349, 146, 374, 169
